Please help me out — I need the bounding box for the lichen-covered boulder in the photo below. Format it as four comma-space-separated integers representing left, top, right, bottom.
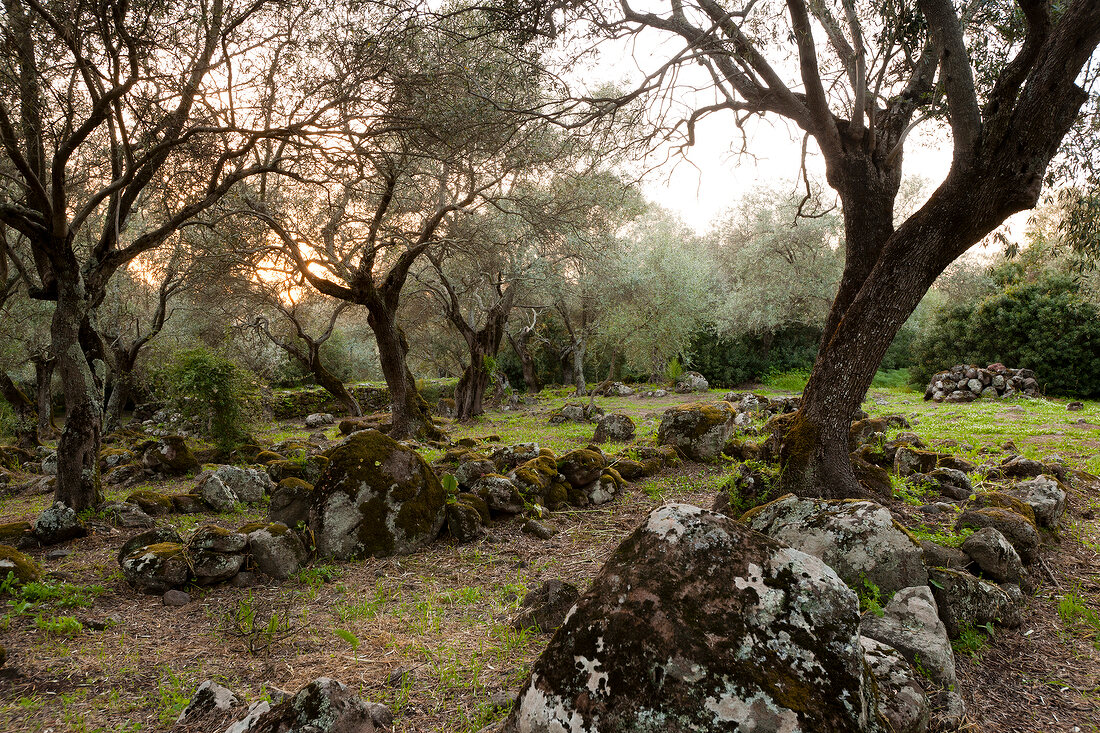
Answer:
190, 525, 248, 553
198, 475, 240, 513
121, 542, 190, 594
585, 470, 622, 506
269, 478, 314, 527
509, 455, 559, 505
473, 475, 525, 517
674, 370, 709, 393
224, 677, 376, 733
491, 442, 541, 471
893, 447, 942, 477
593, 414, 635, 443
656, 401, 737, 461
557, 449, 605, 488
445, 501, 484, 544
176, 680, 240, 728
960, 527, 1030, 590
927, 567, 1023, 637
139, 436, 199, 475
0, 544, 42, 584
512, 579, 580, 633
246, 523, 309, 580
117, 527, 185, 564
32, 501, 87, 545
744, 494, 927, 595
501, 504, 884, 733
126, 489, 175, 516
911, 467, 973, 501
452, 458, 495, 488
1005, 475, 1067, 528
305, 412, 334, 428
967, 490, 1036, 524
955, 507, 1039, 564
860, 586, 955, 689
308, 430, 446, 560
860, 638, 930, 733
206, 465, 273, 503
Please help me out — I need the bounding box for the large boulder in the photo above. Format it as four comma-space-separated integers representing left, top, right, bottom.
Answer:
307, 430, 446, 560
674, 370, 709, 393
955, 507, 1039, 564
1005, 475, 1067, 528
593, 413, 636, 443
860, 586, 955, 689
556, 449, 605, 488
268, 478, 314, 527
120, 542, 191, 594
744, 494, 927, 595
960, 527, 1029, 589
927, 567, 1024, 637
32, 501, 87, 545
860, 638, 930, 733
139, 436, 199, 475
501, 504, 883, 733
656, 401, 737, 461
247, 522, 309, 580
205, 465, 273, 503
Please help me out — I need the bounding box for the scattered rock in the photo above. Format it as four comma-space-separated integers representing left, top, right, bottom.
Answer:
163, 589, 191, 606
955, 507, 1039, 564
927, 567, 1023, 637
121, 542, 190, 594
177, 679, 240, 726
674, 370, 709, 393
593, 413, 636, 443
32, 501, 88, 545
860, 585, 955, 689
656, 401, 737, 461
198, 475, 240, 513
446, 501, 484, 544
205, 465, 273, 503
744, 494, 927, 595
961, 527, 1030, 590
0, 544, 42, 584
473, 475, 525, 517
918, 541, 970, 570
138, 436, 199, 475
223, 677, 376, 733
1067, 401, 1084, 411
521, 520, 554, 540
308, 430, 446, 560
247, 523, 309, 580
556, 449, 605, 488
860, 637, 930, 733
1005, 475, 1067, 528
501, 504, 881, 733
268, 478, 314, 527
305, 412, 335, 428
512, 580, 579, 633
126, 489, 175, 516
453, 459, 495, 488
100, 502, 156, 529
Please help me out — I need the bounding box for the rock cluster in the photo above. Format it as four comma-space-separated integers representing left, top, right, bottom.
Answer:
924, 364, 1040, 402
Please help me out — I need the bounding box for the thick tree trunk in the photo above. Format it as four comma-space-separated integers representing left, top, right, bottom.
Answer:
104, 349, 134, 433
454, 351, 490, 421
509, 331, 540, 394
0, 372, 39, 450
52, 283, 104, 511
368, 307, 436, 439
571, 339, 587, 396
310, 356, 362, 417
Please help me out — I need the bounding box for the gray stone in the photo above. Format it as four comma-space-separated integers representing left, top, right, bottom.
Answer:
955, 507, 1039, 564
927, 567, 1024, 637
177, 679, 239, 725
247, 524, 309, 580
919, 541, 970, 570
454, 459, 496, 488
40, 452, 57, 475
121, 542, 190, 594
446, 502, 484, 544
860, 586, 955, 689
474, 475, 525, 517
207, 465, 273, 503
199, 475, 240, 513
32, 501, 87, 545
593, 413, 636, 443
674, 370, 709, 393
656, 401, 737, 461
961, 527, 1029, 589
223, 677, 376, 733
1005, 475, 1066, 528
861, 637, 930, 733
100, 501, 156, 529
191, 549, 245, 585
745, 495, 927, 595
512, 580, 580, 633
163, 589, 191, 606
521, 520, 554, 540
305, 412, 335, 428
501, 504, 883, 733
308, 430, 446, 560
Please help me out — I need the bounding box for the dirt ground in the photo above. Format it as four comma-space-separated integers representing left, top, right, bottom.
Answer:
1, 386, 1099, 732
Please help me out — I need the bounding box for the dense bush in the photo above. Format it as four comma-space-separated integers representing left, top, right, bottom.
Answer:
910, 274, 1100, 397
159, 348, 260, 450
687, 325, 822, 388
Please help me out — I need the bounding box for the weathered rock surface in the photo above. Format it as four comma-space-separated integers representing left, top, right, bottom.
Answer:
745, 494, 927, 595
32, 501, 88, 545
593, 413, 635, 443
860, 586, 955, 689
512, 580, 580, 633
0, 544, 42, 584
224, 677, 376, 733
268, 478, 314, 527
308, 430, 446, 560
674, 370, 709, 393
139, 436, 199, 475
121, 542, 190, 594
961, 527, 1029, 589
247, 523, 309, 580
205, 465, 273, 503
861, 637, 930, 733
473, 475, 525, 517
177, 679, 240, 727
927, 567, 1024, 637
501, 504, 883, 733
656, 401, 737, 461
1005, 475, 1066, 528
955, 507, 1039, 564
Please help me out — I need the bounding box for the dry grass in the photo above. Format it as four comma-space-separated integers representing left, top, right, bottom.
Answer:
0, 386, 1098, 731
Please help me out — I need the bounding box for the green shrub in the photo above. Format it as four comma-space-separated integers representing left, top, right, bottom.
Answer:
161, 348, 259, 451
910, 274, 1100, 396
688, 325, 822, 387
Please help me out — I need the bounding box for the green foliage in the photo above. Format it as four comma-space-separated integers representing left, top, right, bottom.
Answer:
160, 347, 259, 450
688, 325, 821, 387
871, 369, 914, 389
332, 627, 361, 650
0, 400, 16, 442
1057, 590, 1100, 648
952, 622, 994, 660
910, 273, 1100, 396
222, 591, 300, 655
664, 356, 684, 383
762, 368, 810, 392
34, 613, 83, 635
855, 576, 888, 618
441, 473, 459, 496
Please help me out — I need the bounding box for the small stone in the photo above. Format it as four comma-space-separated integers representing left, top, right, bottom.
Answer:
386, 668, 413, 687
32, 502, 87, 545
367, 701, 393, 727
163, 589, 191, 606
45, 549, 71, 560
521, 520, 554, 540
1067, 401, 1084, 411
487, 690, 517, 709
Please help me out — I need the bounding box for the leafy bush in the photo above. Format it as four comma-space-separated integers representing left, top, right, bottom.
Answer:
910, 274, 1100, 396
161, 347, 259, 450
687, 325, 822, 387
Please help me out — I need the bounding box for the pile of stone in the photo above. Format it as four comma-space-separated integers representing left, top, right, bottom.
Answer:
924, 364, 1040, 402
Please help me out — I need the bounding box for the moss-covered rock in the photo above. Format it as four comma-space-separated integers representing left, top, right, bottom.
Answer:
255, 450, 285, 464
927, 567, 1024, 637
99, 447, 135, 472
117, 527, 185, 564
0, 522, 33, 545
557, 449, 606, 488
745, 494, 927, 595
473, 475, 525, 517
33, 502, 87, 545
955, 507, 1040, 564
269, 477, 315, 528
509, 455, 559, 506
191, 548, 245, 585
501, 504, 883, 733
610, 457, 647, 481
308, 430, 446, 560
593, 413, 635, 443
656, 401, 737, 461
722, 437, 761, 462
851, 455, 893, 500
189, 525, 248, 554
121, 542, 190, 594
967, 491, 1036, 524
138, 436, 199, 475
490, 443, 541, 472
0, 544, 42, 584
446, 501, 484, 544
892, 447, 943, 477
126, 489, 176, 516
170, 493, 207, 514
1005, 475, 1067, 528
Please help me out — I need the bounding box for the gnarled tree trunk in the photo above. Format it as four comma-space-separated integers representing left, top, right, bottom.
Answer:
369, 307, 436, 439
508, 328, 540, 394
32, 353, 57, 440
